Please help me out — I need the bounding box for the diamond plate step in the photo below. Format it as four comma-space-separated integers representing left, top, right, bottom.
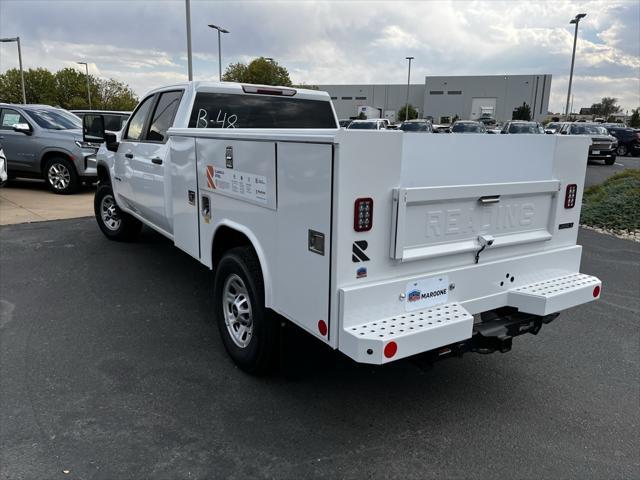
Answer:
508, 273, 601, 316
340, 303, 473, 364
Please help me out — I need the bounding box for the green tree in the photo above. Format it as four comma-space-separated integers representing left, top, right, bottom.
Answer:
397, 103, 418, 122
356, 111, 367, 120
0, 67, 138, 110
512, 102, 532, 121
629, 108, 640, 128
222, 57, 292, 86
590, 97, 621, 118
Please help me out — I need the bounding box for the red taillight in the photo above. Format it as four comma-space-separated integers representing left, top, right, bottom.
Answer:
354, 197, 373, 232
242, 85, 296, 96
564, 184, 577, 209
593, 285, 601, 298
384, 341, 398, 358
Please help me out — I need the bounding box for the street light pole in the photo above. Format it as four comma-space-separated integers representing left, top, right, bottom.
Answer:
77, 62, 92, 109
185, 0, 193, 81
208, 24, 229, 81
565, 13, 586, 120
405, 56, 414, 121
0, 36, 26, 103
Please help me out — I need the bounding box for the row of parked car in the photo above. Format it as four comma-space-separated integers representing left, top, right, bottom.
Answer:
0, 103, 130, 193
340, 117, 640, 166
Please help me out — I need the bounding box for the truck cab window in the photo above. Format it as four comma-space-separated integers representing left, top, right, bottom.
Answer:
125, 95, 154, 141
147, 90, 183, 142
188, 92, 337, 129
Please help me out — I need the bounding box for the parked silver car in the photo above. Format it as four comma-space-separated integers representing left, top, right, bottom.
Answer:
0, 103, 99, 193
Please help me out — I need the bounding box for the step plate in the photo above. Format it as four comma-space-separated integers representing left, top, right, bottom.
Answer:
340, 303, 474, 364
508, 273, 601, 316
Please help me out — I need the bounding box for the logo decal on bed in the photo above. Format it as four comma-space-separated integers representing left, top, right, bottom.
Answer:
206, 165, 216, 189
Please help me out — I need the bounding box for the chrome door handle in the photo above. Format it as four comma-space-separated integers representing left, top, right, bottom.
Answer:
479, 195, 500, 204
151, 157, 163, 165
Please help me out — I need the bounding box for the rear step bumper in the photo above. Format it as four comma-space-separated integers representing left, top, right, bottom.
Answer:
340, 273, 601, 364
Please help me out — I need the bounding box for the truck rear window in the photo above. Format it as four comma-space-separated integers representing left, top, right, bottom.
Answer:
188, 92, 337, 129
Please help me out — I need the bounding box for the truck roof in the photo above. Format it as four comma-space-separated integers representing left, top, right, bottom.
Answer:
145, 81, 331, 102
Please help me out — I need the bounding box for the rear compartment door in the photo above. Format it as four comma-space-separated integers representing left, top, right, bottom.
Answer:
391, 180, 559, 262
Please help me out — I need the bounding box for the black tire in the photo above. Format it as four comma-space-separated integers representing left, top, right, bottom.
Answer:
44, 156, 79, 194
604, 156, 616, 165
616, 144, 627, 156
94, 184, 142, 241
214, 247, 278, 375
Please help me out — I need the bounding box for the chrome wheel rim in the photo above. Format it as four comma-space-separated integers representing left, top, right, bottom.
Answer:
617, 145, 627, 156
100, 194, 121, 231
223, 274, 253, 348
48, 163, 71, 190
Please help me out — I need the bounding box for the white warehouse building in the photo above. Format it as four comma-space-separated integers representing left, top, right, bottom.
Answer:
319, 74, 552, 123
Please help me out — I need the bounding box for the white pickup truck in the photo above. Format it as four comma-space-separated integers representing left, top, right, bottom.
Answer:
83, 81, 601, 374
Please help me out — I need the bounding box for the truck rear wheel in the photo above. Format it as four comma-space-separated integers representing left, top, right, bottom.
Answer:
214, 247, 277, 375
94, 184, 142, 241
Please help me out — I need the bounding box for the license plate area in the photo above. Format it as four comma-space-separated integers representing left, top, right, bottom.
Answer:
391, 180, 559, 262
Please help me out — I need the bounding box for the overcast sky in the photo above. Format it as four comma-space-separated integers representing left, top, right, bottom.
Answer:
1, 0, 638, 113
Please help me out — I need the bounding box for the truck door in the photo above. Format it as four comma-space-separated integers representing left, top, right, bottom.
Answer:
115, 95, 155, 209
126, 90, 183, 233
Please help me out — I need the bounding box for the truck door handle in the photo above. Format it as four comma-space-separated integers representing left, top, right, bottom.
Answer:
125, 153, 133, 159
151, 157, 163, 165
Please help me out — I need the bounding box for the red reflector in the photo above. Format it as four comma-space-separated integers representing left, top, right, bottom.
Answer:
384, 341, 398, 358
354, 197, 373, 232
593, 285, 600, 298
564, 184, 577, 209
242, 85, 296, 96
318, 320, 328, 336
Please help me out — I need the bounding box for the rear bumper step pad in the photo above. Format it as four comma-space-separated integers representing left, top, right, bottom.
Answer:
508, 273, 601, 316
340, 303, 474, 364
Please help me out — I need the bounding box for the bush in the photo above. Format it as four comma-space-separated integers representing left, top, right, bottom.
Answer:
581, 169, 640, 232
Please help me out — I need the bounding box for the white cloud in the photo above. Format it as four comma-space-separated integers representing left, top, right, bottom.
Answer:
0, 0, 638, 112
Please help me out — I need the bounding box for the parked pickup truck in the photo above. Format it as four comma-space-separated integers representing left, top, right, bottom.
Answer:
84, 81, 601, 374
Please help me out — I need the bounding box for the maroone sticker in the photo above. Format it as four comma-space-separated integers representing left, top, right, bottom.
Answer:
405, 275, 449, 311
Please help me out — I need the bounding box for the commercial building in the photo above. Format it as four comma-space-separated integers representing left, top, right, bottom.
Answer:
320, 74, 552, 123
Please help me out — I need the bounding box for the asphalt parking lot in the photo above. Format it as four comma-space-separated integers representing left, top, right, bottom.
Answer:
0, 218, 638, 479
585, 154, 640, 187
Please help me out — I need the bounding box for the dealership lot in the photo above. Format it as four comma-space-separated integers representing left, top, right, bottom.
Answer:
1, 218, 638, 479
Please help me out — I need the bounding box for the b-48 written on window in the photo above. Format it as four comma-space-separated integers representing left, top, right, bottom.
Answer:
188, 92, 337, 129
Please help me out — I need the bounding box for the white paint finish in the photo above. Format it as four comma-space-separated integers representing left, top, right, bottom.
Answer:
274, 142, 333, 340
170, 135, 200, 260
340, 303, 473, 364
339, 246, 583, 330
196, 138, 277, 210
400, 134, 556, 187
508, 273, 601, 315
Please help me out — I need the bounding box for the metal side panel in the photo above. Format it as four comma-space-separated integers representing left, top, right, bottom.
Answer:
170, 136, 200, 260
340, 303, 474, 364
508, 273, 601, 315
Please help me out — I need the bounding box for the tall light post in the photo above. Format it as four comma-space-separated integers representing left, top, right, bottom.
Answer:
77, 62, 92, 109
404, 56, 414, 121
0, 36, 26, 104
208, 24, 229, 81
185, 0, 193, 81
565, 13, 587, 120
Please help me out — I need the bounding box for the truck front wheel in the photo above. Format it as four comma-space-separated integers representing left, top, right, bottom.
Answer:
94, 184, 142, 241
214, 247, 278, 374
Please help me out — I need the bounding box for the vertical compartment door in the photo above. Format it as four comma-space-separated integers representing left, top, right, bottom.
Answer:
275, 142, 333, 340
170, 136, 201, 259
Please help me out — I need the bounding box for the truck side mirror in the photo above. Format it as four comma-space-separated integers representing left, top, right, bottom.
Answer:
83, 114, 106, 143
104, 132, 119, 152
12, 123, 32, 135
